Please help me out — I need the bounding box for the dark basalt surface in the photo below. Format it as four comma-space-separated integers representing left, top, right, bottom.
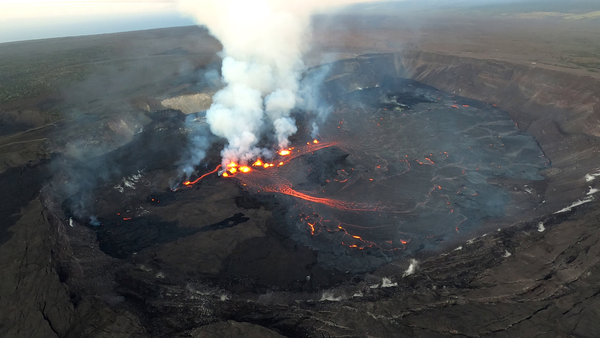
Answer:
28, 54, 567, 337
0, 161, 52, 245
1, 51, 599, 338
49, 65, 550, 295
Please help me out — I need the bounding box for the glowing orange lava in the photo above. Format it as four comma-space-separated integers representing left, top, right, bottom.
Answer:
214, 141, 339, 179
307, 222, 316, 235
189, 139, 405, 251
276, 141, 340, 166
183, 164, 222, 186
262, 183, 381, 212
336, 223, 382, 250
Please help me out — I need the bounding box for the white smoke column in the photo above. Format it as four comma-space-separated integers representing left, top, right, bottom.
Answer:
177, 0, 376, 166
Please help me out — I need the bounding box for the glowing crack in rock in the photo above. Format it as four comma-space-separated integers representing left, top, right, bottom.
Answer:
182, 164, 222, 187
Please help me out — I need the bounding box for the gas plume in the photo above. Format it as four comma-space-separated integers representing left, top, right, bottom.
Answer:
177, 0, 377, 167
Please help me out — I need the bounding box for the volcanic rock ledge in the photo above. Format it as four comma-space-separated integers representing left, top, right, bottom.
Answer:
283, 204, 600, 337
0, 198, 148, 338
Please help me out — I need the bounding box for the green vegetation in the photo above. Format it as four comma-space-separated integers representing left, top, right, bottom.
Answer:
343, 0, 600, 16
0, 26, 210, 108
473, 0, 600, 14
0, 46, 114, 104
0, 43, 114, 104
571, 61, 600, 71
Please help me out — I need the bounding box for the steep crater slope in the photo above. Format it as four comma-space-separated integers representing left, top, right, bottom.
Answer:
366, 51, 600, 214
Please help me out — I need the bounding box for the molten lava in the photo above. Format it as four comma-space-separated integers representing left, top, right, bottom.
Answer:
183, 164, 221, 187
196, 141, 340, 181
182, 139, 407, 251
266, 183, 379, 211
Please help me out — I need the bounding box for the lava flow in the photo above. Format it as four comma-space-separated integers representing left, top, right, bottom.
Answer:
211, 140, 380, 213
183, 164, 221, 187
206, 139, 336, 179
279, 141, 340, 164
179, 138, 404, 251
263, 182, 380, 212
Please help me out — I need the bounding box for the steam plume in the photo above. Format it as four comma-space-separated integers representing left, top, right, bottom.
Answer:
177, 0, 376, 166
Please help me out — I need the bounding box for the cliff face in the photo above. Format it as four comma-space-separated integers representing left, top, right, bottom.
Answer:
398, 50, 600, 137
395, 51, 600, 213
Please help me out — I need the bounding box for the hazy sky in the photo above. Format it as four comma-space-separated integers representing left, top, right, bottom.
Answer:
0, 0, 194, 43
0, 0, 545, 44
0, 0, 377, 44
0, 0, 391, 44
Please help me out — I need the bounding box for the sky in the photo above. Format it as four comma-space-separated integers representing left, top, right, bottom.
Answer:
0, 0, 194, 43
0, 0, 388, 44
0, 0, 391, 44
0, 0, 550, 44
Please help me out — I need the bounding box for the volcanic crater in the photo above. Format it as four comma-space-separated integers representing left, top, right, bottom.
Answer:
49, 55, 563, 301
3, 4, 600, 335
2, 42, 599, 336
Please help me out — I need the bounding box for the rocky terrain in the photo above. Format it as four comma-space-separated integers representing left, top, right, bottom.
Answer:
1, 2, 600, 337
